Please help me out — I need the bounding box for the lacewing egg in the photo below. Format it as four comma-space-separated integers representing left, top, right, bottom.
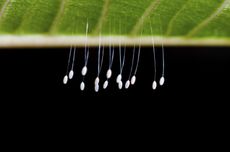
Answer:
81, 66, 88, 76
118, 81, 123, 90
159, 77, 165, 86
106, 69, 112, 79
152, 81, 157, 90
103, 80, 108, 89
80, 82, 85, 91
69, 70, 74, 79
125, 80, 130, 89
63, 75, 68, 84
131, 75, 136, 85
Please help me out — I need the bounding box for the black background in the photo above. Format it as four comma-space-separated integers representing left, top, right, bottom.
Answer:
0, 46, 229, 100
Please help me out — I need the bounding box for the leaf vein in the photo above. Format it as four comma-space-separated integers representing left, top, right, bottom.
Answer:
130, 0, 161, 35
0, 0, 10, 19
49, 0, 67, 34
165, 0, 190, 36
187, 0, 230, 37
92, 0, 110, 35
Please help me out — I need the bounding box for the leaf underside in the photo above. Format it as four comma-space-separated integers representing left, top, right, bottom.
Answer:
0, 0, 230, 47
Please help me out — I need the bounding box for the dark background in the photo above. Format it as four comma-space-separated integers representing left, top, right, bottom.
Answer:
0, 46, 229, 100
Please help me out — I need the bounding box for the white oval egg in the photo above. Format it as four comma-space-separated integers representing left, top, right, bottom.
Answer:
118, 81, 123, 90
80, 82, 85, 91
63, 75, 68, 84
69, 70, 74, 79
103, 80, 108, 89
159, 77, 165, 86
152, 81, 157, 90
106, 69, 112, 79
131, 76, 136, 85
81, 66, 88, 76
125, 80, 130, 89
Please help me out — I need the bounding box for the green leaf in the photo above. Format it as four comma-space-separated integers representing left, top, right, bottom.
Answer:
0, 0, 230, 47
